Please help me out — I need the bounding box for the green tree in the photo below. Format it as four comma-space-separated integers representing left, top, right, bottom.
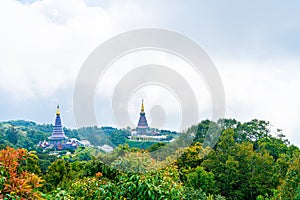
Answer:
277, 152, 300, 199
202, 129, 276, 199
6, 127, 18, 145
186, 166, 215, 194
27, 130, 47, 144
111, 151, 162, 173
117, 165, 184, 200
177, 142, 209, 170
147, 142, 166, 152
44, 159, 71, 191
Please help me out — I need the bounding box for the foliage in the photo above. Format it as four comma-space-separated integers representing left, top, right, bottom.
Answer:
177, 142, 209, 170
202, 129, 277, 199
116, 165, 184, 200
111, 151, 163, 173
0, 118, 300, 199
76, 126, 130, 147
147, 142, 166, 152
276, 152, 300, 199
126, 140, 158, 149
68, 176, 113, 199
0, 147, 44, 199
44, 159, 72, 191
186, 166, 215, 194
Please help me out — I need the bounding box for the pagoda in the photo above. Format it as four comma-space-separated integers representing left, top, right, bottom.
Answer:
136, 99, 150, 135
48, 105, 68, 149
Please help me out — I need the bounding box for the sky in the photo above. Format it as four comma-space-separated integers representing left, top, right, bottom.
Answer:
0, 0, 300, 145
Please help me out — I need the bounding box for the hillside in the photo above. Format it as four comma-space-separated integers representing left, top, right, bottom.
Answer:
0, 120, 178, 151
0, 118, 300, 199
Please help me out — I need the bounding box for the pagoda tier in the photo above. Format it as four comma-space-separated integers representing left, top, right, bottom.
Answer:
138, 112, 148, 128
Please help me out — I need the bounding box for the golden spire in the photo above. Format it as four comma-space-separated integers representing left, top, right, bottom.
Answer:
141, 99, 144, 113
56, 104, 60, 115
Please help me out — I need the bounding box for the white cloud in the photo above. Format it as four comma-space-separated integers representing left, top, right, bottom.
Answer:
0, 0, 153, 100
0, 0, 300, 146
217, 57, 300, 145
94, 50, 212, 131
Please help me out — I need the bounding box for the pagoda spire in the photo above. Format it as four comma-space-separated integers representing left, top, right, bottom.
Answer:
141, 99, 145, 113
56, 104, 60, 115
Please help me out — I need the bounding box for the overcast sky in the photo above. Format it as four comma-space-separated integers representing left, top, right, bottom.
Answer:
0, 0, 300, 145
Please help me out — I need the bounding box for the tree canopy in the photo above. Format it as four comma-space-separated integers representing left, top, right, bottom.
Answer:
0, 118, 299, 199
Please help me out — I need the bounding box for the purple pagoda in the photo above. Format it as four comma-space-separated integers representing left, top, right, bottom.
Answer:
48, 105, 68, 149
136, 99, 150, 135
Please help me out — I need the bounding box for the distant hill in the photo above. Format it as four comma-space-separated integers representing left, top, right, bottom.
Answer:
0, 120, 178, 151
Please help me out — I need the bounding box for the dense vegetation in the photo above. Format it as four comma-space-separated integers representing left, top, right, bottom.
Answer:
0, 121, 132, 150
0, 119, 300, 199
0, 121, 177, 150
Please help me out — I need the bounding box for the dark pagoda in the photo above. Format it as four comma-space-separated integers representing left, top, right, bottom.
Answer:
136, 99, 150, 134
49, 105, 68, 149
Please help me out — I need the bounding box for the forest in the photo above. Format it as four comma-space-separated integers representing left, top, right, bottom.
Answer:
0, 119, 300, 199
